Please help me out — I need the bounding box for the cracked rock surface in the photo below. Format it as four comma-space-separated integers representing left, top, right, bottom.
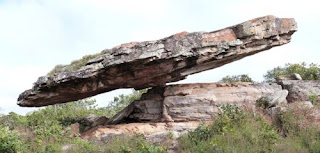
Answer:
18, 15, 297, 107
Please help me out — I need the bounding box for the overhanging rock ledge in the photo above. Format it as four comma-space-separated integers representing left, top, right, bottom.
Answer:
17, 15, 297, 107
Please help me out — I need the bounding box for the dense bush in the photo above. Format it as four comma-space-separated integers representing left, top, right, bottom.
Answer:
178, 105, 279, 152
0, 112, 26, 130
220, 74, 254, 83
178, 103, 320, 153
0, 126, 23, 153
264, 62, 320, 82
272, 105, 320, 152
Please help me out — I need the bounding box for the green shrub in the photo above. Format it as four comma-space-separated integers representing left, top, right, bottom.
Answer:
178, 104, 279, 152
309, 93, 319, 105
100, 134, 166, 153
0, 126, 23, 153
220, 74, 254, 83
272, 106, 320, 152
264, 62, 320, 82
0, 112, 27, 130
66, 138, 99, 153
256, 97, 268, 109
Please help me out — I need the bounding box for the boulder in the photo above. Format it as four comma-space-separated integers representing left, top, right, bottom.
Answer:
262, 90, 288, 108
78, 114, 109, 132
68, 123, 80, 137
17, 15, 297, 107
280, 80, 320, 103
91, 116, 109, 127
106, 82, 287, 124
276, 73, 302, 82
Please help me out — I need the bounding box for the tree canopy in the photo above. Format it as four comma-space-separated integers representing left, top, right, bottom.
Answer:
264, 62, 320, 82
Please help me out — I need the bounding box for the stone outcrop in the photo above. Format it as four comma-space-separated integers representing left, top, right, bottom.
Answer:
106, 82, 287, 124
81, 121, 210, 152
77, 114, 109, 132
280, 80, 320, 103
80, 81, 320, 151
18, 15, 297, 107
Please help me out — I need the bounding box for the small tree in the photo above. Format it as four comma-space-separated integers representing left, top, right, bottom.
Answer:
98, 89, 148, 117
264, 62, 320, 82
220, 74, 253, 83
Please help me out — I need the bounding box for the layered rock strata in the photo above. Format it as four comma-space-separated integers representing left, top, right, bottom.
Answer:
18, 15, 297, 107
106, 82, 287, 124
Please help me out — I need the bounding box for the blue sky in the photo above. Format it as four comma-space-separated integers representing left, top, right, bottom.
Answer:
0, 0, 319, 115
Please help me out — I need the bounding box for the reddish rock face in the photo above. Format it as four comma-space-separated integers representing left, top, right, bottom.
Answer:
106, 82, 286, 124
17, 15, 297, 107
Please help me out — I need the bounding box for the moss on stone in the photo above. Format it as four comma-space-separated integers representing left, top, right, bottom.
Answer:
47, 52, 103, 77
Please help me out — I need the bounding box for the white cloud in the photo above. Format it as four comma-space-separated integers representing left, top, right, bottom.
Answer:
0, 63, 48, 115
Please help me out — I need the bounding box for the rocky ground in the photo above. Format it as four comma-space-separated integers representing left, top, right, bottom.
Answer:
71, 80, 320, 152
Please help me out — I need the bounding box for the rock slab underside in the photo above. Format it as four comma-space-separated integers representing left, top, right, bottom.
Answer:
18, 15, 297, 107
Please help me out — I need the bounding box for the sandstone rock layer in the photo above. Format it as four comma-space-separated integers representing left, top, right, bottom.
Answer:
18, 15, 297, 107
106, 82, 286, 124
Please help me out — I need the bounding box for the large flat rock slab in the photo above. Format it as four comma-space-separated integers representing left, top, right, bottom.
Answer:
18, 15, 297, 107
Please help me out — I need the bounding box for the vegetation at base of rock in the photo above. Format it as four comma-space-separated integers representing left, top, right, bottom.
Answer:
177, 104, 320, 152
178, 105, 279, 152
220, 74, 254, 83
0, 89, 154, 152
272, 105, 320, 152
256, 97, 269, 109
47, 52, 103, 76
97, 134, 166, 153
309, 93, 320, 105
264, 62, 320, 82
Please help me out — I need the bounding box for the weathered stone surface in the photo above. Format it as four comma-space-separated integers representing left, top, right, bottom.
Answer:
107, 82, 286, 124
263, 90, 288, 108
68, 123, 80, 137
78, 114, 109, 132
280, 80, 320, 103
17, 15, 297, 107
81, 121, 211, 152
276, 73, 302, 82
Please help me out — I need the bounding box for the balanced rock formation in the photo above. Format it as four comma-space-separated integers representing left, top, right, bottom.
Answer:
18, 15, 297, 107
